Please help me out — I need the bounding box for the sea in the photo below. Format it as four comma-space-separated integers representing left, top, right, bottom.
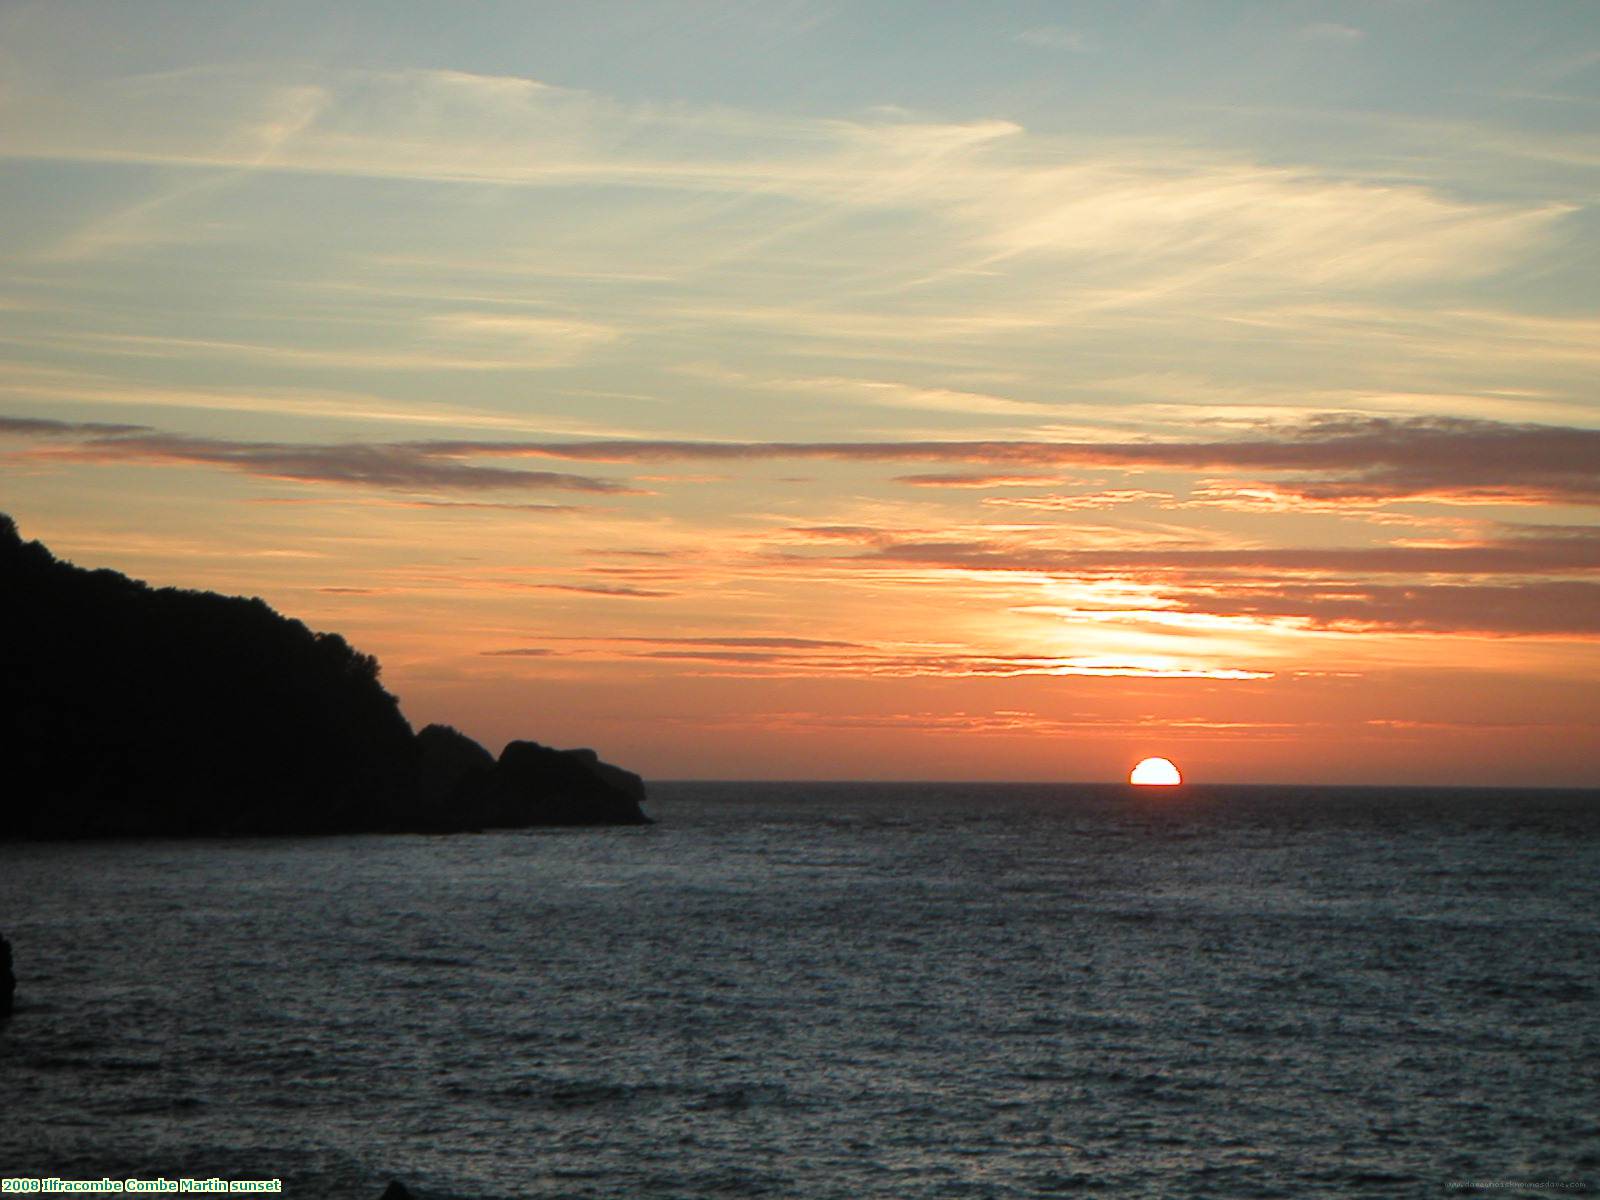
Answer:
2, 782, 1597, 1199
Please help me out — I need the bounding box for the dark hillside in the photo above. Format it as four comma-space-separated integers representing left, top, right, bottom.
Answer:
0, 515, 648, 837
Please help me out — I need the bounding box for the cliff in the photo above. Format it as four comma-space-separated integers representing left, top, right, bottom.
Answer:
0, 515, 649, 837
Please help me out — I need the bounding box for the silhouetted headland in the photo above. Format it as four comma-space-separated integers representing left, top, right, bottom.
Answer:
0, 514, 649, 838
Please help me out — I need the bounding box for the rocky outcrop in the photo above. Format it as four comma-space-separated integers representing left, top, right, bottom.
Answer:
0, 515, 649, 838
415, 725, 649, 828
489, 741, 650, 826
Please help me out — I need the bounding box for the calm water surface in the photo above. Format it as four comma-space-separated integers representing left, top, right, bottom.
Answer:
3, 783, 1598, 1198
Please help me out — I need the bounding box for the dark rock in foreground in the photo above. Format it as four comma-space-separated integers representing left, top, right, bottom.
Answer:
377, 1184, 416, 1200
0, 514, 649, 838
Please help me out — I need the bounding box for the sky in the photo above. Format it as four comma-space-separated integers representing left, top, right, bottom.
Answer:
2, 0, 1598, 785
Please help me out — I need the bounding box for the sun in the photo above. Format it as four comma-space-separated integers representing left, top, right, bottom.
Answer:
1130, 756, 1182, 786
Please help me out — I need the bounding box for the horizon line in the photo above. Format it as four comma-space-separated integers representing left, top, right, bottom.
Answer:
644, 778, 1600, 792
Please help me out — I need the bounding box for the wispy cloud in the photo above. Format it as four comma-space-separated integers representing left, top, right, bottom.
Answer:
693, 709, 1309, 740
411, 416, 1600, 507
844, 525, 1600, 578
894, 472, 1062, 488
242, 496, 587, 514
480, 634, 1270, 681
0, 61, 1567, 302
1157, 580, 1600, 638
16, 431, 637, 494
984, 489, 1173, 511
559, 635, 864, 650
9, 413, 1599, 507
425, 312, 620, 368
6, 324, 619, 372
527, 583, 675, 598
0, 415, 150, 437
0, 366, 603, 431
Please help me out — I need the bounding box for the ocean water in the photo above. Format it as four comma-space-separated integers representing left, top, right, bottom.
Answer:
2, 782, 1598, 1199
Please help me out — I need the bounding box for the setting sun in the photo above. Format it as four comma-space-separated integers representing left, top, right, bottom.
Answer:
1130, 757, 1183, 786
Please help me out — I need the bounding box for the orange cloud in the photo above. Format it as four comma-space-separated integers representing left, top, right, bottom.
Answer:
480, 635, 1269, 681
893, 472, 1063, 488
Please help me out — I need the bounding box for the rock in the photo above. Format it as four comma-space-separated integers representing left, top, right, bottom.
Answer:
565, 747, 648, 805
414, 723, 497, 826
490, 740, 652, 825
409, 729, 651, 831
377, 1183, 415, 1200
417, 723, 496, 781
1, 932, 14, 1018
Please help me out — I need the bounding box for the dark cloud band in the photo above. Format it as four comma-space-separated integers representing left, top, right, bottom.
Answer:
411, 416, 1600, 506
6, 412, 1599, 505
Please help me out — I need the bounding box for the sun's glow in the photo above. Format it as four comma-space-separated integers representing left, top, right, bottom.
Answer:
1130, 756, 1182, 786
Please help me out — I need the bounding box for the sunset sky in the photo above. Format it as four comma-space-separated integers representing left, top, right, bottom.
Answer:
3, 1, 1597, 785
